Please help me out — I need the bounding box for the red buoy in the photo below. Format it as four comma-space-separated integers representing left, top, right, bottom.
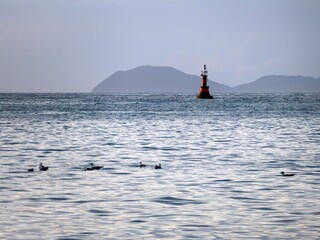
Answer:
197, 64, 213, 99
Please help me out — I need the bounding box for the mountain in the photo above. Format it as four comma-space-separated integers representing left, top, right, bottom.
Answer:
234, 75, 320, 93
92, 65, 232, 93
92, 66, 320, 93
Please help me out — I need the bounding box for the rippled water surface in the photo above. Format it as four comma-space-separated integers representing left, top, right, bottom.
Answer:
0, 93, 320, 239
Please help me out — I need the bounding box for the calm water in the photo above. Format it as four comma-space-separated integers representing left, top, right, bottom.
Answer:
0, 93, 320, 239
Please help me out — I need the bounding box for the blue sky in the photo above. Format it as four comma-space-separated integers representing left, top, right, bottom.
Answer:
0, 0, 319, 92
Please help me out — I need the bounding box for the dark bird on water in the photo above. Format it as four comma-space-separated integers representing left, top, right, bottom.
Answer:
39, 163, 49, 171
140, 162, 146, 168
28, 168, 34, 172
84, 163, 103, 171
155, 163, 162, 169
281, 171, 295, 176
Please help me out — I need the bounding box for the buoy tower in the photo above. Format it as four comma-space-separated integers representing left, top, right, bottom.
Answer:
197, 64, 213, 99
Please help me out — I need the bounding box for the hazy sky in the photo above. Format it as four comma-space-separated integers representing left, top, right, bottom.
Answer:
1, 0, 319, 92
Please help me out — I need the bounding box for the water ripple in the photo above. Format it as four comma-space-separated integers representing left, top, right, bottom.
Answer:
0, 93, 319, 239
152, 196, 205, 205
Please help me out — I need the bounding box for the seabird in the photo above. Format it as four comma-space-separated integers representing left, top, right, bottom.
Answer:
39, 163, 49, 171
281, 171, 295, 177
84, 163, 103, 171
140, 162, 146, 168
155, 163, 162, 169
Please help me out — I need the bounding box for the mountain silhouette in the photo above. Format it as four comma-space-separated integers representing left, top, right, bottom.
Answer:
92, 66, 320, 93
92, 65, 231, 93
234, 75, 320, 93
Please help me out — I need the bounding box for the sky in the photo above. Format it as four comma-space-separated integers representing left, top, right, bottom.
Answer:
0, 0, 319, 92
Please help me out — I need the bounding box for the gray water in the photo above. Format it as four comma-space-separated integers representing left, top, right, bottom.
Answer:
0, 93, 319, 239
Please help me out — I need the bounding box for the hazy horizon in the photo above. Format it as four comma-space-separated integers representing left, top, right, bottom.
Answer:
1, 0, 320, 93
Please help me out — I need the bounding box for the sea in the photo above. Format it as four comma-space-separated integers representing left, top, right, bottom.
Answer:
0, 93, 319, 239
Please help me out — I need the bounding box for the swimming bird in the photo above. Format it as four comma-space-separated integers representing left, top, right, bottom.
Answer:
281, 171, 295, 177
39, 163, 49, 171
140, 162, 146, 168
84, 163, 103, 171
155, 163, 162, 169
28, 168, 34, 172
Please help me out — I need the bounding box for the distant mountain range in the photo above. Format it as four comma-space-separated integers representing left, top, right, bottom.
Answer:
92, 66, 320, 93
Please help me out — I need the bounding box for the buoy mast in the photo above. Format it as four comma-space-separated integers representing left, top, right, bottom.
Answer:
197, 64, 213, 99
